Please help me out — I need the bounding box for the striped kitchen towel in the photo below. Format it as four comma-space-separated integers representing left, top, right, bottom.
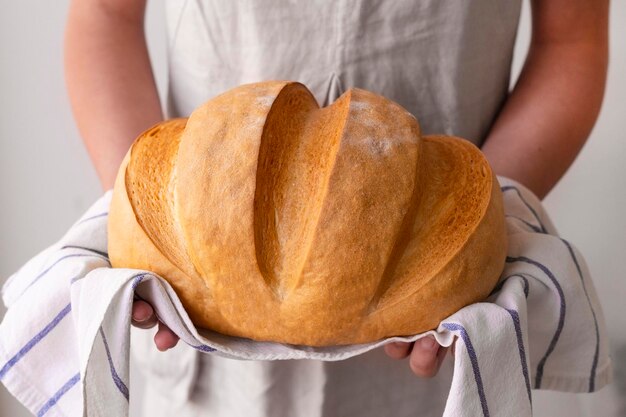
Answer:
0, 177, 612, 417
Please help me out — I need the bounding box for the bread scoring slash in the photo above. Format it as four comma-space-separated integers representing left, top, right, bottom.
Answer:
108, 81, 507, 346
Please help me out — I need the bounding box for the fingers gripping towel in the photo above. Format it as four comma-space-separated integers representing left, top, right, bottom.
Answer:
0, 177, 612, 416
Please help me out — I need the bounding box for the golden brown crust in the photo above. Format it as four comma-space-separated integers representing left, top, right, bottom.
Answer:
108, 81, 507, 346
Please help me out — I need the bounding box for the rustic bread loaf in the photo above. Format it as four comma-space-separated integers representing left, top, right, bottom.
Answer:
108, 81, 507, 346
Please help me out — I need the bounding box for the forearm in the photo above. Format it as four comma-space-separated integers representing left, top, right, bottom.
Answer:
64, 0, 162, 190
481, 0, 608, 200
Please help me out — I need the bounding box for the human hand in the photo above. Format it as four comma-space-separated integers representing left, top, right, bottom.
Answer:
383, 336, 448, 377
131, 299, 180, 351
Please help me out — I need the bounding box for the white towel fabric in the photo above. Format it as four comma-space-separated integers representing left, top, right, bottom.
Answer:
0, 177, 612, 417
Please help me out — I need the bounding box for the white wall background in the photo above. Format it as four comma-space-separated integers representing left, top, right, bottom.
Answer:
1, 1, 624, 416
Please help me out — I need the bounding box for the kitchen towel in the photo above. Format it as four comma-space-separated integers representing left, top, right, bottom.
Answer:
0, 177, 612, 416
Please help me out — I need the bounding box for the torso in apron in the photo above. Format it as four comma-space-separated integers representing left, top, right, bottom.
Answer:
137, 1, 522, 415
164, 0, 521, 145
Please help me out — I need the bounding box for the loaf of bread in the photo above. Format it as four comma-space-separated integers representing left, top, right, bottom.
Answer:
108, 81, 507, 346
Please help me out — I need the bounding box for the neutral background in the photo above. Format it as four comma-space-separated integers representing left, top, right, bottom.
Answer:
1, 1, 624, 416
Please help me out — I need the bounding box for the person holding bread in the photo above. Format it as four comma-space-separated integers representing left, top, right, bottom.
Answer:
64, 0, 608, 416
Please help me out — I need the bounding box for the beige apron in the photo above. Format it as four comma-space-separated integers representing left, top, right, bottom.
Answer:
134, 1, 522, 415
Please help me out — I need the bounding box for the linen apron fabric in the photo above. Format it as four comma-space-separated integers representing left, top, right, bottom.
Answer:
163, 0, 521, 146
136, 1, 522, 416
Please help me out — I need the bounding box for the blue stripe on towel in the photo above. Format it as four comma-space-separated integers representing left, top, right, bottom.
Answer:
501, 186, 547, 233
99, 327, 129, 401
560, 238, 600, 392
0, 303, 71, 380
505, 308, 532, 404
490, 274, 530, 298
506, 256, 566, 389
60, 245, 109, 258
442, 323, 490, 417
131, 273, 146, 290
36, 372, 80, 416
23, 253, 110, 296
505, 215, 544, 234
193, 344, 216, 353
